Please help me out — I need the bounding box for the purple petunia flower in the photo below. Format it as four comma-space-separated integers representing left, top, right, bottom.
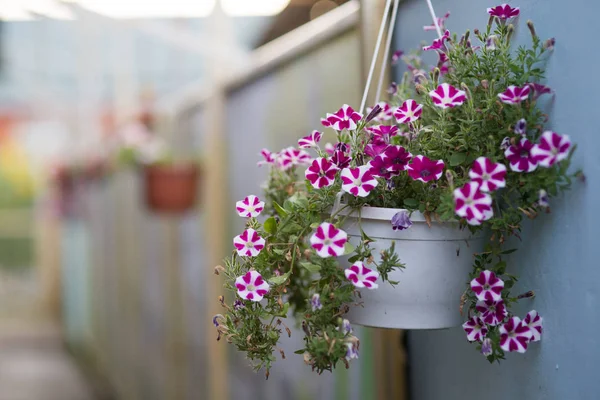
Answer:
367, 155, 392, 179
391, 211, 413, 230
423, 30, 451, 52
407, 155, 445, 182
476, 299, 508, 326
514, 119, 527, 135
504, 138, 538, 172
387, 82, 399, 95
529, 83, 553, 100
311, 293, 323, 311
487, 4, 520, 20
481, 338, 493, 356
384, 145, 412, 176
537, 189, 549, 208
423, 11, 450, 32
470, 270, 504, 302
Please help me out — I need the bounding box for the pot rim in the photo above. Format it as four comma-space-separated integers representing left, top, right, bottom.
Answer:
337, 205, 433, 223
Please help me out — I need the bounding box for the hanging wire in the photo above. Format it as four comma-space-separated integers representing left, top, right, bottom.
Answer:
425, 0, 443, 39
374, 0, 400, 104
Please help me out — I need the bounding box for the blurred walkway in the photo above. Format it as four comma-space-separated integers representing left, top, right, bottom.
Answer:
0, 321, 98, 400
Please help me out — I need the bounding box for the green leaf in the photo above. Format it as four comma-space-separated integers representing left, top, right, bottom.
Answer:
273, 202, 289, 217
268, 270, 292, 286
343, 242, 356, 255
294, 349, 305, 355
449, 152, 467, 166
310, 222, 321, 229
263, 217, 277, 235
403, 198, 418, 208
299, 262, 321, 273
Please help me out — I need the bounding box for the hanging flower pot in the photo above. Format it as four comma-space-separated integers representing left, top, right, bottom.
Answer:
143, 163, 200, 213
340, 206, 485, 329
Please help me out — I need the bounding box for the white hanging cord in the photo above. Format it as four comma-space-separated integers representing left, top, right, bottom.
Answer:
359, 0, 393, 115
374, 0, 400, 104
425, 0, 443, 39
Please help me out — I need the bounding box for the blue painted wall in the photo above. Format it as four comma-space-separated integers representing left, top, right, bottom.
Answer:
393, 1, 598, 399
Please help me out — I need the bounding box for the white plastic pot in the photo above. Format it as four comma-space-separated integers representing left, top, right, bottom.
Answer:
340, 206, 486, 329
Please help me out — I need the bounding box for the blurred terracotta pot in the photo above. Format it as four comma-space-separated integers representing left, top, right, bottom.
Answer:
143, 163, 200, 213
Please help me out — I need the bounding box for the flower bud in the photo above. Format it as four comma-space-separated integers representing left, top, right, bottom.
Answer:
526, 20, 536, 39
460, 82, 472, 100
365, 104, 382, 123
214, 265, 225, 275
415, 84, 427, 95
474, 28, 480, 36
432, 68, 440, 85
543, 37, 555, 51
506, 24, 515, 43
481, 79, 489, 89
487, 15, 494, 28
444, 170, 454, 187
463, 30, 470, 46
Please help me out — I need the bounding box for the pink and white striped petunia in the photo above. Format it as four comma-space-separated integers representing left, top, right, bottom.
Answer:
499, 317, 534, 353
235, 195, 265, 218
475, 299, 508, 326
454, 182, 493, 226
487, 4, 520, 20
344, 261, 379, 289
531, 131, 571, 168
498, 85, 531, 104
257, 148, 277, 167
384, 145, 412, 175
505, 138, 538, 172
468, 157, 507, 192
298, 130, 323, 149
304, 157, 338, 189
394, 99, 423, 124
233, 228, 266, 257
278, 147, 312, 170
423, 11, 450, 31
522, 310, 543, 342
367, 125, 399, 138
407, 155, 445, 183
235, 270, 270, 302
429, 83, 467, 109
470, 270, 504, 302
529, 83, 553, 100
366, 102, 395, 122
321, 104, 363, 131
310, 222, 347, 258
462, 317, 488, 342
422, 30, 451, 51
341, 166, 379, 197
324, 142, 335, 156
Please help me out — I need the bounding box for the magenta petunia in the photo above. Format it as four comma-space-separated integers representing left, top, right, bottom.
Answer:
470, 270, 504, 302
394, 99, 423, 124
422, 30, 451, 52
233, 228, 266, 257
331, 149, 351, 169
367, 125, 399, 138
487, 4, 520, 19
321, 104, 363, 131
305, 157, 338, 189
454, 182, 493, 225
391, 49, 404, 65
298, 130, 323, 149
475, 299, 508, 326
429, 83, 467, 109
522, 310, 543, 342
341, 166, 379, 197
365, 136, 390, 159
310, 222, 347, 258
257, 148, 277, 167
499, 316, 534, 353
468, 157, 507, 192
529, 83, 553, 100
344, 261, 379, 289
384, 145, 412, 175
278, 147, 312, 170
498, 85, 531, 104
531, 131, 571, 168
235, 270, 270, 302
462, 317, 488, 342
367, 102, 395, 122
367, 156, 392, 179
235, 195, 265, 218
407, 155, 445, 182
505, 138, 538, 172
423, 11, 450, 32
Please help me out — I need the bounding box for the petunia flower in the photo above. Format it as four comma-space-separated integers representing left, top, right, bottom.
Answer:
298, 130, 323, 148
529, 83, 553, 100
391, 49, 403, 65
345, 342, 359, 360
407, 155, 445, 182
341, 166, 379, 197
429, 83, 467, 109
499, 316, 533, 353
311, 293, 323, 311
481, 338, 493, 356
468, 157, 507, 192
367, 156, 392, 179
394, 99, 423, 124
454, 182, 494, 225
344, 261, 379, 289
485, 35, 498, 50
423, 11, 450, 31
278, 147, 312, 170
470, 270, 504, 302
487, 4, 520, 20
235, 195, 265, 218
341, 319, 353, 334
462, 317, 488, 342
365, 136, 390, 159
367, 125, 399, 138
387, 82, 398, 95
531, 131, 571, 168
498, 85, 531, 104
422, 30, 451, 52
321, 104, 363, 131
233, 299, 245, 310
305, 157, 338, 189
500, 137, 511, 151
476, 299, 508, 326
257, 148, 277, 167
384, 145, 412, 175
233, 228, 266, 257
331, 149, 351, 169
514, 118, 527, 135
310, 222, 347, 258
522, 310, 543, 342
505, 138, 538, 172
367, 102, 395, 122
324, 142, 335, 156
391, 211, 412, 230
537, 189, 550, 208
235, 270, 270, 301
